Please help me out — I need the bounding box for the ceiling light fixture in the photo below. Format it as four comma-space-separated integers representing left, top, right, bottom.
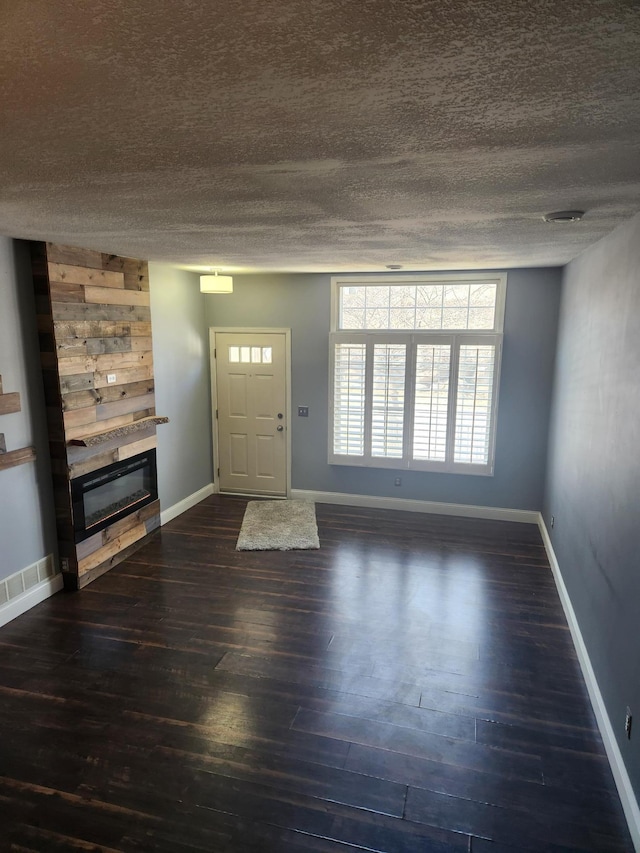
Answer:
200, 270, 233, 293
543, 210, 585, 223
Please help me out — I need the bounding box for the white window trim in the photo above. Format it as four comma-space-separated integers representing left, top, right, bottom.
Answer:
328, 273, 506, 476
331, 271, 507, 334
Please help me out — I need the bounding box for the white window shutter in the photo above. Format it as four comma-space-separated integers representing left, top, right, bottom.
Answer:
371, 343, 406, 458
333, 342, 366, 456
454, 344, 496, 465
412, 344, 451, 462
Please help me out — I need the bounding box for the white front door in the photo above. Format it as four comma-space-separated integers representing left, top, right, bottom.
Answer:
213, 331, 288, 496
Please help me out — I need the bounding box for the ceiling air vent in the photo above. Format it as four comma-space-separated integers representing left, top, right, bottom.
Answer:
543, 210, 585, 223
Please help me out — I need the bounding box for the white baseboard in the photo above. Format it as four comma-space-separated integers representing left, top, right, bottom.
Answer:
160, 483, 214, 525
538, 515, 640, 852
291, 488, 539, 524
0, 565, 64, 629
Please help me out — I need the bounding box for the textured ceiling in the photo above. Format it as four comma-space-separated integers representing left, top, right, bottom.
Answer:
1, 0, 639, 272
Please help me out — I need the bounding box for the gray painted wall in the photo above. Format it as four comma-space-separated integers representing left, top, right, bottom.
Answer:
544, 213, 640, 798
149, 264, 213, 512
0, 238, 57, 580
206, 267, 561, 510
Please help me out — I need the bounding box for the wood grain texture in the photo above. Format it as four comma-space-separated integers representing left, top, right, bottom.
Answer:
65, 413, 138, 442
0, 498, 633, 852
50, 303, 151, 322
70, 414, 164, 444
30, 241, 161, 590
48, 262, 125, 289
0, 445, 36, 470
84, 286, 150, 307
67, 422, 156, 460
77, 521, 149, 575
52, 320, 152, 339
0, 390, 21, 415
45, 243, 104, 267
116, 434, 157, 461
59, 372, 96, 394
94, 350, 152, 371
94, 364, 154, 388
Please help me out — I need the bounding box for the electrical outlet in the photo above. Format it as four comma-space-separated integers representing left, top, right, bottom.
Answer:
625, 707, 632, 739
551, 515, 555, 528
394, 477, 402, 486
106, 373, 117, 384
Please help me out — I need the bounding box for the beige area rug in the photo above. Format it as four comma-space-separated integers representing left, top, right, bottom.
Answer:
236, 500, 320, 551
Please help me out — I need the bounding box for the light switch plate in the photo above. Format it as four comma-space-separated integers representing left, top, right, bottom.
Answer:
298, 406, 309, 417
106, 374, 117, 384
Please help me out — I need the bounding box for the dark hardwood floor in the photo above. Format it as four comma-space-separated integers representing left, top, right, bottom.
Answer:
0, 496, 634, 852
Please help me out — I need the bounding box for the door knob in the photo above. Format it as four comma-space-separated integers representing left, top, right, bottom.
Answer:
277, 425, 284, 432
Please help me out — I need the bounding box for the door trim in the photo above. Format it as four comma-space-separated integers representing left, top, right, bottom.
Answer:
209, 327, 292, 498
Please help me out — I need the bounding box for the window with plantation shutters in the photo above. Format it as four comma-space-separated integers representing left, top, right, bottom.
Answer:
413, 343, 451, 462
454, 344, 496, 465
333, 342, 366, 456
372, 343, 406, 458
329, 274, 505, 475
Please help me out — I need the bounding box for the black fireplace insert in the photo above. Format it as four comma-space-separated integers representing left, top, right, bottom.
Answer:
71, 449, 158, 542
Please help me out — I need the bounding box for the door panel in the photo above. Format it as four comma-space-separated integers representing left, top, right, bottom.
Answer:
255, 434, 275, 478
228, 374, 248, 417
229, 433, 249, 476
215, 332, 287, 495
254, 374, 275, 418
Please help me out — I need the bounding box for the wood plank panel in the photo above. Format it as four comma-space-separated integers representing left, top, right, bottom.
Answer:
0, 445, 36, 470
95, 392, 155, 421
85, 336, 132, 355
0, 391, 21, 415
65, 413, 137, 442
97, 379, 155, 404
45, 243, 104, 267
94, 350, 152, 371
50, 303, 151, 322
53, 320, 152, 339
84, 286, 150, 307
48, 262, 124, 289
125, 271, 150, 292
68, 450, 119, 480
63, 407, 98, 430
129, 336, 154, 352
101, 254, 150, 292
78, 522, 149, 575
53, 355, 98, 376
75, 530, 155, 589
117, 434, 157, 461
55, 340, 89, 358
61, 389, 100, 412
59, 373, 95, 394
49, 282, 86, 303
94, 365, 154, 388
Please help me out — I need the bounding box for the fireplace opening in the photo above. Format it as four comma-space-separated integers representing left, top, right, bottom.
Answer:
71, 449, 158, 542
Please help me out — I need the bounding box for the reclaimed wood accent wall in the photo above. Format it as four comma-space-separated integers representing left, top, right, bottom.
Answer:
30, 242, 162, 590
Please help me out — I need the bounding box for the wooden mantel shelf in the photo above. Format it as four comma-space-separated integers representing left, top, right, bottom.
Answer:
0, 441, 37, 471
69, 415, 169, 447
0, 374, 22, 416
